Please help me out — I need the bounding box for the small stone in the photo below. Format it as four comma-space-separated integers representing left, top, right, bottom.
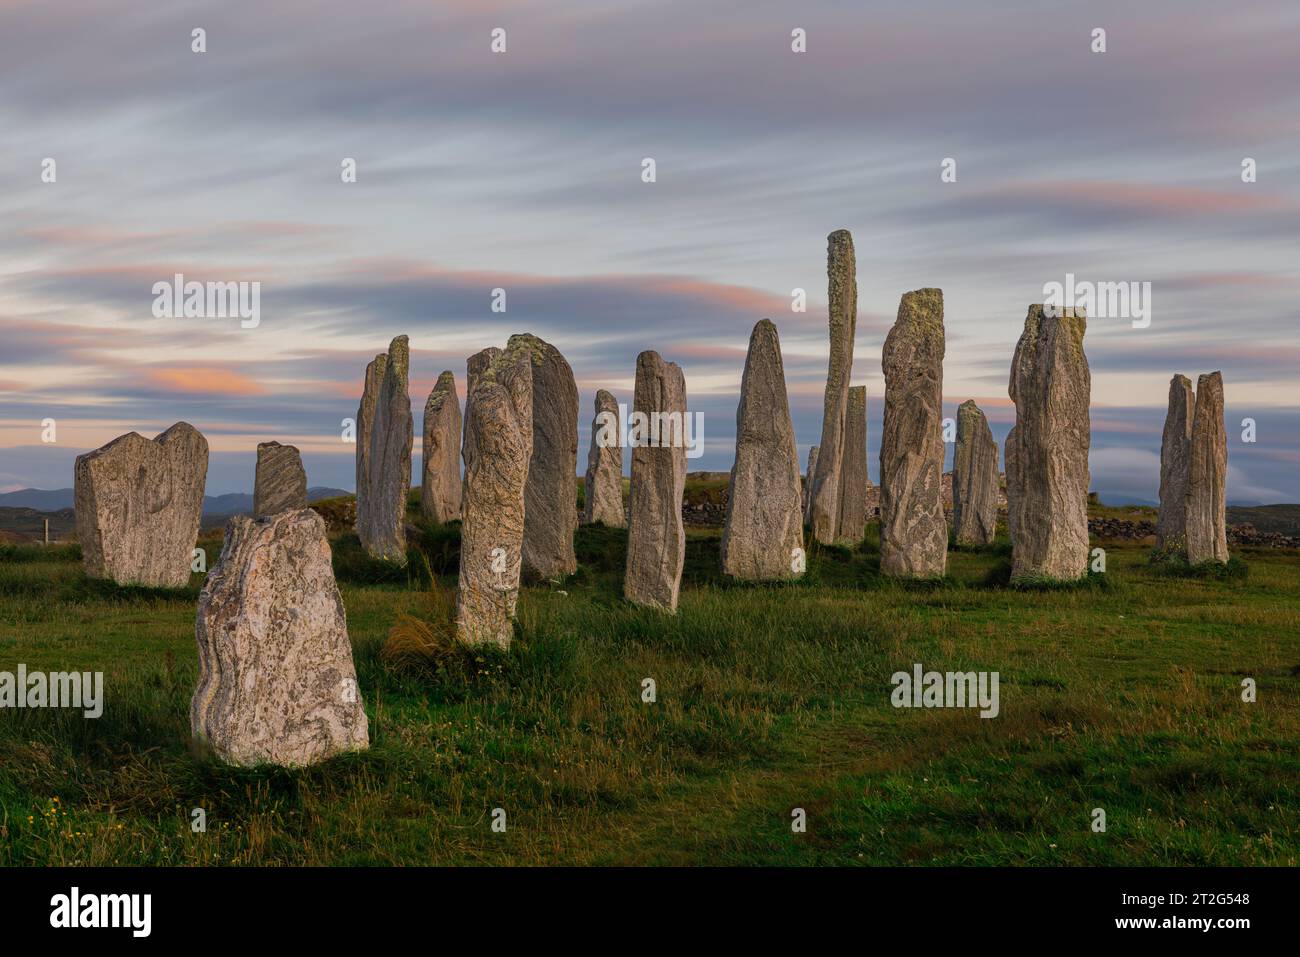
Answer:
952, 400, 999, 546
253, 441, 307, 516
583, 389, 625, 527
835, 386, 868, 543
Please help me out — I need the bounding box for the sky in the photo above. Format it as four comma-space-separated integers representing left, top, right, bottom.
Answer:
1, 0, 1297, 504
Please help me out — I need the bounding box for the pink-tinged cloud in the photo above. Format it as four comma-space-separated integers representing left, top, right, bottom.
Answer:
987, 180, 1298, 220
147, 368, 268, 397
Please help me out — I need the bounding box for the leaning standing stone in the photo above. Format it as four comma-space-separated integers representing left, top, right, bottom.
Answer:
74, 422, 208, 588
358, 336, 412, 563
721, 319, 804, 579
1186, 371, 1228, 564
835, 386, 869, 543
1156, 374, 1194, 554
456, 345, 533, 647
879, 289, 947, 577
191, 508, 369, 767
509, 334, 579, 578
583, 389, 625, 527
253, 441, 307, 516
952, 400, 999, 546
354, 353, 387, 536
1007, 305, 1090, 581
421, 370, 463, 524
808, 229, 857, 544
624, 351, 688, 611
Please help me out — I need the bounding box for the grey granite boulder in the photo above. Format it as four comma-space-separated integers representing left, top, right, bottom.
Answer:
583, 389, 625, 527
879, 289, 947, 577
624, 351, 687, 611
253, 441, 307, 517
191, 508, 369, 767
421, 370, 463, 524
74, 422, 209, 588
721, 319, 804, 579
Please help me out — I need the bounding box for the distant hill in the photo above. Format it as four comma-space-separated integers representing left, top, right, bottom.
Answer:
0, 487, 350, 516
1226, 504, 1300, 537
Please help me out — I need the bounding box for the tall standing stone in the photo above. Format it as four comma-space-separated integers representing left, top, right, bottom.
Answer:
803, 445, 819, 521
74, 422, 208, 588
354, 353, 387, 535
808, 229, 857, 544
879, 289, 947, 577
1186, 371, 1228, 564
624, 351, 687, 611
583, 389, 625, 527
1006, 305, 1091, 581
721, 319, 804, 579
1004, 426, 1021, 545
456, 344, 533, 647
421, 370, 463, 524
953, 400, 999, 546
358, 336, 412, 563
509, 334, 579, 578
1156, 374, 1195, 553
253, 441, 307, 517
191, 508, 369, 767
836, 386, 869, 543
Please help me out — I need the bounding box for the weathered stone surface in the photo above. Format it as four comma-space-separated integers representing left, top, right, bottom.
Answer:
880, 289, 947, 577
466, 347, 501, 395
421, 370, 463, 524
1186, 371, 1228, 564
835, 386, 869, 543
1006, 305, 1091, 581
803, 445, 819, 521
721, 319, 804, 579
952, 400, 999, 546
358, 336, 412, 563
191, 508, 368, 767
1004, 425, 1021, 544
254, 441, 307, 516
509, 334, 578, 578
74, 422, 209, 588
354, 353, 387, 535
808, 229, 857, 544
625, 351, 687, 611
1156, 374, 1195, 553
456, 344, 533, 647
583, 389, 625, 527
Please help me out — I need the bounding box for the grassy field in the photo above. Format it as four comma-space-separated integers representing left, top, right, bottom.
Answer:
0, 504, 1297, 866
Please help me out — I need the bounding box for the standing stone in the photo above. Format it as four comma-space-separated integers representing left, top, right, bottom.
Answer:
1004, 426, 1021, 545
721, 319, 804, 579
835, 386, 869, 543
879, 289, 947, 577
808, 229, 857, 544
421, 370, 463, 524
456, 344, 533, 647
74, 422, 208, 588
1006, 305, 1091, 581
624, 351, 687, 611
354, 353, 387, 535
509, 334, 579, 578
803, 445, 819, 521
953, 400, 999, 546
1186, 371, 1228, 564
583, 389, 625, 527
253, 441, 307, 517
191, 508, 369, 767
1156, 374, 1195, 554
358, 336, 412, 563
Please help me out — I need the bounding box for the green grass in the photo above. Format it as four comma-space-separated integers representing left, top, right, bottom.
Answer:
0, 524, 1296, 866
